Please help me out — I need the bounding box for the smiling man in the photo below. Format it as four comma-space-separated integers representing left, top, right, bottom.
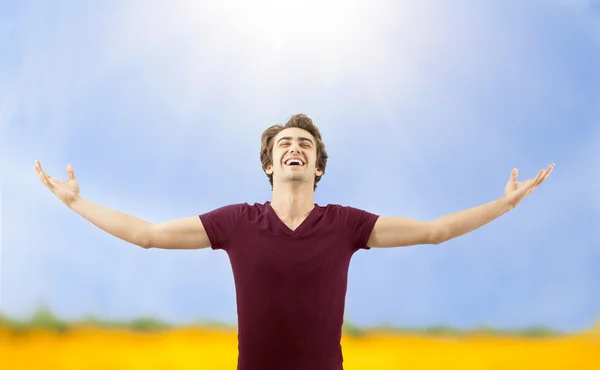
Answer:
34, 113, 554, 370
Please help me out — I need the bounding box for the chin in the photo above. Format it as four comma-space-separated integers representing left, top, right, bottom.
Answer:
284, 175, 307, 182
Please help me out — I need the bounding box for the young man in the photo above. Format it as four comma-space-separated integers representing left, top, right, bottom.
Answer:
34, 113, 554, 370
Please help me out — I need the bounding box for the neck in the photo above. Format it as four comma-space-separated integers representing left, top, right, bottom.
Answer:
270, 181, 315, 220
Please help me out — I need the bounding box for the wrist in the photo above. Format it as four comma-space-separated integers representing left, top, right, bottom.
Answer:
68, 195, 82, 210
500, 194, 515, 212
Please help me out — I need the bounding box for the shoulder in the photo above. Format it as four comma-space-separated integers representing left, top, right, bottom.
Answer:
203, 202, 250, 215
214, 201, 274, 220
199, 202, 255, 225
317, 203, 379, 222
319, 204, 379, 249
319, 203, 375, 214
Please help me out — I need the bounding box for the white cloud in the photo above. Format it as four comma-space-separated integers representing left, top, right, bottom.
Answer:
95, 0, 465, 126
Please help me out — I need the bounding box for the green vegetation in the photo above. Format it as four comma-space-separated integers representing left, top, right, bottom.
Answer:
342, 320, 366, 338
1, 305, 70, 333
0, 306, 574, 338
342, 320, 566, 338
0, 305, 171, 334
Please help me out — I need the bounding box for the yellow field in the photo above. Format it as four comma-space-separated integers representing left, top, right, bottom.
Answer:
1, 327, 598, 370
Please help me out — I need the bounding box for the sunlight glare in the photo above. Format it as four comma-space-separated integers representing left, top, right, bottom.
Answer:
209, 0, 371, 54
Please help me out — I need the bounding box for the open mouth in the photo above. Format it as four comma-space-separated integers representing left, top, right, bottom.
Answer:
284, 159, 305, 167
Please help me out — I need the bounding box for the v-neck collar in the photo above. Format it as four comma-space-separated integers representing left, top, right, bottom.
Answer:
266, 201, 319, 236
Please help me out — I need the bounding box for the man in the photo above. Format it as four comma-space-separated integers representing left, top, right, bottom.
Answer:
34, 113, 554, 370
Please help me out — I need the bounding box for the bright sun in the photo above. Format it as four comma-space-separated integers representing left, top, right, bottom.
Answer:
207, 0, 371, 52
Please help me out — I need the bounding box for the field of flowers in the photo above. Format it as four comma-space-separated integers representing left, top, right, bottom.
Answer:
2, 324, 598, 370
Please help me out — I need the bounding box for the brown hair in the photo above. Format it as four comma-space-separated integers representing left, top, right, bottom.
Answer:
260, 113, 328, 191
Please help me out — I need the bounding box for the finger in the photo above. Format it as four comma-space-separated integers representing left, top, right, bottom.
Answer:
40, 170, 59, 193
36, 170, 52, 190
34, 162, 45, 179
532, 169, 545, 187
539, 163, 554, 184
66, 164, 75, 180
510, 168, 518, 182
35, 169, 45, 184
39, 170, 54, 190
534, 169, 546, 186
36, 162, 61, 187
536, 164, 553, 185
35, 160, 48, 177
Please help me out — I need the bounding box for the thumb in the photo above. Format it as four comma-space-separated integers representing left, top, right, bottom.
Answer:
66, 164, 75, 180
509, 168, 518, 182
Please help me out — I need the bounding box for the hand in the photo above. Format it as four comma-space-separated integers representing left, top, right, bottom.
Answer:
34, 160, 81, 208
504, 163, 554, 209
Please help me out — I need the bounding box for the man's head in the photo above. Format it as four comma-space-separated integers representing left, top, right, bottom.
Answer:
261, 114, 328, 191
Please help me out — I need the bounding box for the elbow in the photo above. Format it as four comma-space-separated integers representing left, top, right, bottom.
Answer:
139, 239, 153, 249
431, 223, 449, 245
139, 226, 154, 249
431, 237, 444, 246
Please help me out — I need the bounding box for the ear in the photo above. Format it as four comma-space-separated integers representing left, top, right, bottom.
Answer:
315, 168, 323, 177
265, 165, 273, 175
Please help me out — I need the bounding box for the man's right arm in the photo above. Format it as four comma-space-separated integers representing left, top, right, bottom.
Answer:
70, 197, 210, 250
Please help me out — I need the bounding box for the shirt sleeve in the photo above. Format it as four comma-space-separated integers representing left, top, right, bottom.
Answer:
199, 203, 247, 251
342, 206, 380, 251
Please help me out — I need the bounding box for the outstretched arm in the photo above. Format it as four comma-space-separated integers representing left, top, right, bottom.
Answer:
34, 161, 210, 250
71, 198, 209, 250
367, 164, 554, 248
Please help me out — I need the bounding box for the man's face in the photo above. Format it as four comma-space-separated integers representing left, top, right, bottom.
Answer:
265, 127, 323, 185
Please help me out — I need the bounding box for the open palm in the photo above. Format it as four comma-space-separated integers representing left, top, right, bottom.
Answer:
504, 163, 554, 209
34, 160, 80, 207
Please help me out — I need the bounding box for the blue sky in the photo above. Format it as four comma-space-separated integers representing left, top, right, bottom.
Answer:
1, 0, 598, 332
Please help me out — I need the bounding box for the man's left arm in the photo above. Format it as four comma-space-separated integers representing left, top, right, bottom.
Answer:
368, 164, 554, 248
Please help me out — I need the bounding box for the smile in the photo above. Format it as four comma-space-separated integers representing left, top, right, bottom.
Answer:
284, 158, 305, 166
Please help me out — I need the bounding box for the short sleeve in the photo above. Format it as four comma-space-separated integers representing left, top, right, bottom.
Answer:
342, 206, 380, 251
199, 203, 247, 250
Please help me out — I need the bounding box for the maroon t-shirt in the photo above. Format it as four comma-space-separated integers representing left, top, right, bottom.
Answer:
199, 201, 379, 370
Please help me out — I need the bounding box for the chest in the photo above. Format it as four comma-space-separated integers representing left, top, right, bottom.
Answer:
227, 225, 353, 282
